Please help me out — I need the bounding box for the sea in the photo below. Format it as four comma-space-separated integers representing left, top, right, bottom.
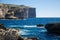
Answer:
17, 27, 60, 40
0, 18, 60, 40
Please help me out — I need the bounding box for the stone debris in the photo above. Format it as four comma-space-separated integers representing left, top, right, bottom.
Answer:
0, 28, 19, 40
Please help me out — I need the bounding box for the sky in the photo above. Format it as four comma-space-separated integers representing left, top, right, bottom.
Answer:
0, 0, 60, 18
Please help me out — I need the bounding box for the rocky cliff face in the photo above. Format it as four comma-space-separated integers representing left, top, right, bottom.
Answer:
0, 4, 33, 19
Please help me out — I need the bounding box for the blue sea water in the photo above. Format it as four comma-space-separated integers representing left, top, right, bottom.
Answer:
0, 18, 60, 27
0, 18, 60, 40
17, 27, 60, 40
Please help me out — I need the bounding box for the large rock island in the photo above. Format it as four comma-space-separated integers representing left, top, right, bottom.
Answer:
45, 23, 60, 34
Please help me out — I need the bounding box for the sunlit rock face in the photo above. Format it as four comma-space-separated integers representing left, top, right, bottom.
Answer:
45, 23, 60, 34
0, 9, 5, 18
0, 28, 19, 40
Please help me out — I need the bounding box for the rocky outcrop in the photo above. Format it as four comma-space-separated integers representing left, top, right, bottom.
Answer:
0, 28, 19, 40
0, 24, 24, 40
37, 24, 44, 27
45, 23, 60, 34
17, 37, 23, 40
5, 28, 19, 40
0, 24, 6, 30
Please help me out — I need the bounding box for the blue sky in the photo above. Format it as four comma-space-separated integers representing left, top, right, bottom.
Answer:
0, 0, 60, 17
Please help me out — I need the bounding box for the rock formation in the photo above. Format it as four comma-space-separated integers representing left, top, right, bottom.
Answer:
0, 24, 6, 30
37, 24, 44, 27
45, 23, 60, 34
0, 28, 19, 40
0, 24, 19, 40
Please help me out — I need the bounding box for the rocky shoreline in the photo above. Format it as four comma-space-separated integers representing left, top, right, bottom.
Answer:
0, 28, 19, 40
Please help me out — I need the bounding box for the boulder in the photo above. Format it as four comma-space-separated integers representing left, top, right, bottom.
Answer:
17, 37, 23, 40
45, 23, 60, 34
0, 24, 6, 30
